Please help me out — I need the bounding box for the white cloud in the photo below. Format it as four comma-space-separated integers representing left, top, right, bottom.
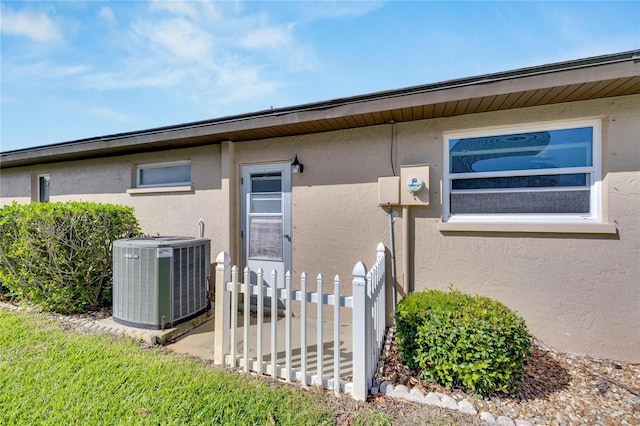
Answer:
99, 6, 116, 25
0, 7, 63, 43
222, 80, 282, 105
85, 107, 133, 122
548, 10, 585, 43
237, 24, 294, 50
81, 67, 186, 90
64, 101, 134, 123
527, 6, 640, 67
298, 1, 384, 20
110, 2, 296, 108
3, 61, 89, 82
148, 0, 221, 22
50, 64, 89, 78
3, 1, 378, 120
131, 18, 213, 63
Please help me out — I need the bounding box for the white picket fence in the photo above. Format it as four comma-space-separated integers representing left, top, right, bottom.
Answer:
213, 243, 386, 401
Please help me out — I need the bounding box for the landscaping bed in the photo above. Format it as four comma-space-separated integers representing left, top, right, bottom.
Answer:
376, 329, 640, 425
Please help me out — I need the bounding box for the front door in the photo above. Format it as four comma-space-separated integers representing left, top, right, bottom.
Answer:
241, 163, 291, 299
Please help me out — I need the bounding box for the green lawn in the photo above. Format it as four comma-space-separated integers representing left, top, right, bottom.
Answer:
0, 310, 343, 425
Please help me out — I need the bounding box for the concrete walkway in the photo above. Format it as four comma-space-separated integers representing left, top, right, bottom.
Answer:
94, 309, 355, 381
94, 311, 214, 346
167, 312, 354, 379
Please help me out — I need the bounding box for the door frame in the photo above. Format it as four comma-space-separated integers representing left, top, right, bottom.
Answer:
240, 162, 292, 277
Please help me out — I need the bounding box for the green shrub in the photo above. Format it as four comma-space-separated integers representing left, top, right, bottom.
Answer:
0, 201, 141, 314
395, 289, 531, 396
0, 281, 9, 301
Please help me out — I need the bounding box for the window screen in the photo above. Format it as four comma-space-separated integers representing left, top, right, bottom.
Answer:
137, 162, 191, 187
247, 172, 283, 261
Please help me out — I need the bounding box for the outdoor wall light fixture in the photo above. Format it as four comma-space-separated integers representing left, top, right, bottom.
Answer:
291, 155, 304, 174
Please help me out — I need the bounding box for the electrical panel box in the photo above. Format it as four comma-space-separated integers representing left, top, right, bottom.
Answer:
400, 164, 430, 206
378, 176, 400, 206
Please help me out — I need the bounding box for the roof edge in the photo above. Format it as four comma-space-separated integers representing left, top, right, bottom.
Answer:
2, 49, 639, 162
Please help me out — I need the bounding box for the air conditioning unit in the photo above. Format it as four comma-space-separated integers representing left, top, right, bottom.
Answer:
112, 236, 211, 329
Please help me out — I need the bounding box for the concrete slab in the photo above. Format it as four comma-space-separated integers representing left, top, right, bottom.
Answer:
96, 309, 355, 381
95, 310, 214, 345
167, 312, 354, 378
166, 315, 215, 360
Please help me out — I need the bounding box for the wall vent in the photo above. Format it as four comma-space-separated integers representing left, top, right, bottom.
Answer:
112, 236, 211, 329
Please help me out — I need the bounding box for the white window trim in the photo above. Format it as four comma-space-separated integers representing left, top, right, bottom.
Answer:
441, 119, 611, 233
37, 173, 50, 203
127, 185, 194, 195
136, 160, 192, 188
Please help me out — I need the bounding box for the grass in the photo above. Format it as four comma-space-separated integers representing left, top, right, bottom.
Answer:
0, 310, 340, 425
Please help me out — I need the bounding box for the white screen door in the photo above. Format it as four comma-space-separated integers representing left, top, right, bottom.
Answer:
241, 162, 291, 302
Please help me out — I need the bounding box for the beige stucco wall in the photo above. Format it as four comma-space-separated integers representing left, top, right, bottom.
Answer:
230, 95, 639, 362
233, 126, 393, 280
405, 96, 639, 362
0, 145, 225, 261
1, 94, 638, 361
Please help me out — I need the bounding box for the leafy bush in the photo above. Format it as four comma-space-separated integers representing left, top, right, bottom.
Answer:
0, 281, 9, 301
0, 201, 141, 314
395, 289, 531, 396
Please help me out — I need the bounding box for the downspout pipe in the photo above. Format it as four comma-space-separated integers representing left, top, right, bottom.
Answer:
388, 206, 397, 313
402, 205, 410, 296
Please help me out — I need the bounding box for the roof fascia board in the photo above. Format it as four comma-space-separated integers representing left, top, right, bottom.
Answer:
315, 60, 640, 119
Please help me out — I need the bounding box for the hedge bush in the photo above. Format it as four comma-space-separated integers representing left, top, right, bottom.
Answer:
0, 201, 141, 314
395, 289, 531, 396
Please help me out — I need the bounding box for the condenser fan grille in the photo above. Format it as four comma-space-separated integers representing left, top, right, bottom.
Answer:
172, 245, 208, 323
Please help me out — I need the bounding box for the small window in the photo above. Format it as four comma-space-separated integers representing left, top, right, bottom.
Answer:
37, 174, 50, 202
443, 120, 602, 223
248, 172, 283, 261
136, 161, 191, 188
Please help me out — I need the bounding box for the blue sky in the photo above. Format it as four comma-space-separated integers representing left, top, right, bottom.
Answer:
1, 1, 638, 152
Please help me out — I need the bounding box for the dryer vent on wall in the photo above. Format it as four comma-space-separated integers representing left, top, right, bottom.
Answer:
112, 236, 211, 329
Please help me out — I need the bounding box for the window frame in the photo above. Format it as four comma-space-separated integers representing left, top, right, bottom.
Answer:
442, 119, 603, 225
37, 173, 50, 203
135, 160, 192, 188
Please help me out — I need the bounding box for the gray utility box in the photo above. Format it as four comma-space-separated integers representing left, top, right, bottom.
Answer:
112, 236, 211, 329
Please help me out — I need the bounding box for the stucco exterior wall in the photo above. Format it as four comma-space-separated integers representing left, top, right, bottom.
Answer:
233, 126, 394, 281
230, 95, 639, 361
1, 95, 637, 361
0, 171, 31, 204
0, 145, 225, 261
405, 96, 639, 362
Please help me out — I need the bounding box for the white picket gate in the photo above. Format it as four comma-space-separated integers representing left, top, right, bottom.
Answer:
213, 243, 386, 401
